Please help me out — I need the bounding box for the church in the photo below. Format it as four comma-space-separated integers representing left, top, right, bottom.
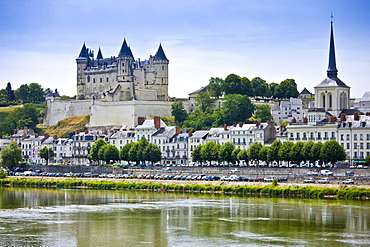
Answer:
76, 39, 169, 102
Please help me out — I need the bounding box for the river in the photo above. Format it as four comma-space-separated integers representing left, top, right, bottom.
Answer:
0, 188, 369, 246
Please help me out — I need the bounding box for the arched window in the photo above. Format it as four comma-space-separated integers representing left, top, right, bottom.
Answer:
329, 94, 332, 108
322, 94, 326, 108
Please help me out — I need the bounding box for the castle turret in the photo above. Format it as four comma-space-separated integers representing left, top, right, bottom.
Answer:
76, 43, 89, 99
117, 39, 135, 100
153, 43, 169, 100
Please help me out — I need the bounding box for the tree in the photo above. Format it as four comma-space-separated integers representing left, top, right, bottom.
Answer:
39, 146, 54, 165
28, 83, 45, 103
247, 142, 263, 164
275, 79, 299, 99
120, 142, 135, 163
268, 140, 282, 163
0, 141, 22, 169
251, 77, 270, 97
100, 145, 120, 164
278, 141, 293, 163
232, 147, 241, 164
254, 104, 273, 122
207, 77, 224, 98
303, 141, 315, 164
200, 141, 218, 163
15, 84, 29, 103
218, 142, 235, 164
191, 145, 203, 164
144, 143, 162, 164
269, 83, 279, 98
320, 140, 347, 164
128, 143, 141, 165
87, 138, 107, 164
366, 154, 370, 165
310, 142, 323, 165
237, 149, 249, 164
220, 94, 255, 125
137, 137, 150, 162
259, 146, 271, 164
195, 92, 215, 112
6, 82, 16, 102
291, 142, 305, 164
171, 102, 188, 124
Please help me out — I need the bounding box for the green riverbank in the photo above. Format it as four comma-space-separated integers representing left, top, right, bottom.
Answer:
1, 178, 370, 200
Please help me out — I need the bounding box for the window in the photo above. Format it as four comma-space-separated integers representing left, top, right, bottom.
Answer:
354, 143, 358, 149
324, 132, 328, 139
162, 66, 164, 71
341, 134, 344, 141
106, 78, 109, 82
360, 134, 364, 140
303, 133, 307, 139
346, 134, 350, 141
331, 132, 335, 139
100, 78, 102, 83
317, 132, 321, 139
360, 143, 364, 149
346, 143, 350, 149
310, 132, 314, 139
354, 134, 357, 141
367, 134, 370, 141
367, 143, 370, 149
296, 133, 300, 139
93, 78, 95, 83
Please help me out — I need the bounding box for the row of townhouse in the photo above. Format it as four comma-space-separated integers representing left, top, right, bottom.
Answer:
287, 114, 370, 165
4, 114, 368, 166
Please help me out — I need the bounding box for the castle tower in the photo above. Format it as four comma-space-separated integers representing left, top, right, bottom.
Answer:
153, 43, 169, 100
314, 19, 350, 117
117, 39, 135, 100
76, 43, 89, 100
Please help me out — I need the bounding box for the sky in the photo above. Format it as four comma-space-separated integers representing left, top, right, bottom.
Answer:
1, 0, 370, 99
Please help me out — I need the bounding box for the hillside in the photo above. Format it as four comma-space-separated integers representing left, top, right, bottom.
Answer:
0, 105, 23, 112
40, 116, 90, 138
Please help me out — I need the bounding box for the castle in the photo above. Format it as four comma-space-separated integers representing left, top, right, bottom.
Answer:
76, 39, 169, 102
44, 40, 183, 128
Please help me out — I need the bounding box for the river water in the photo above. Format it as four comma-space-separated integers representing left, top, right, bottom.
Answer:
0, 188, 369, 246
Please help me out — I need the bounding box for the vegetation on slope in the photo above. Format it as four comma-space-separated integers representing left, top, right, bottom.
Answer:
40, 115, 90, 138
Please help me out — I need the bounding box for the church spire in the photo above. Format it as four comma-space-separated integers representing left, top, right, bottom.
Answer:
327, 16, 338, 79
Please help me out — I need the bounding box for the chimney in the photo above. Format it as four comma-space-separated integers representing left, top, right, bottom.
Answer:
291, 118, 297, 123
239, 122, 243, 127
76, 130, 80, 134
85, 130, 88, 134
223, 124, 228, 131
104, 130, 108, 135
256, 122, 261, 127
23, 127, 28, 138
354, 112, 359, 121
35, 133, 39, 138
53, 135, 58, 139
45, 133, 50, 138
303, 117, 308, 123
176, 126, 181, 134
330, 116, 337, 122
340, 113, 346, 121
154, 116, 161, 128
233, 123, 237, 127
366, 112, 370, 116
360, 112, 364, 115
14, 130, 18, 134
188, 131, 193, 136
138, 116, 145, 125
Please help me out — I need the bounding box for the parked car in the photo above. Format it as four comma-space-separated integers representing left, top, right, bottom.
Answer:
318, 178, 330, 184
320, 170, 333, 176
304, 178, 315, 183
264, 176, 277, 182
307, 171, 319, 176
342, 179, 355, 184
278, 177, 288, 182
345, 171, 354, 176
230, 168, 240, 173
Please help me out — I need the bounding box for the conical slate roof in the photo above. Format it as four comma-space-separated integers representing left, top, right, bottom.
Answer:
315, 20, 349, 89
96, 47, 103, 59
118, 39, 134, 58
300, 87, 311, 94
78, 43, 88, 58
154, 43, 168, 60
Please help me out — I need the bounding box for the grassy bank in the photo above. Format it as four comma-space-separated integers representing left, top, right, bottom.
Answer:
1, 178, 369, 200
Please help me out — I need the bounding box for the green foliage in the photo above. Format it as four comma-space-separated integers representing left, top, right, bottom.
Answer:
195, 92, 215, 112
251, 77, 270, 97
220, 94, 255, 125
200, 141, 219, 163
120, 142, 135, 162
247, 142, 263, 162
87, 138, 107, 164
320, 140, 347, 164
254, 104, 273, 122
144, 143, 162, 164
100, 145, 120, 164
271, 178, 278, 187
259, 146, 271, 163
268, 140, 282, 162
366, 155, 370, 165
291, 142, 305, 164
191, 145, 203, 164
0, 168, 7, 178
218, 142, 235, 163
171, 102, 188, 124
278, 141, 293, 162
0, 141, 22, 169
303, 141, 315, 164
310, 142, 323, 164
274, 79, 299, 99
38, 146, 54, 165
206, 77, 224, 98
236, 148, 247, 163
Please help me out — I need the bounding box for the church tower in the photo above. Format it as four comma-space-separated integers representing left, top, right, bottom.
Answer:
153, 43, 169, 100
314, 18, 350, 117
117, 39, 135, 100
76, 43, 89, 100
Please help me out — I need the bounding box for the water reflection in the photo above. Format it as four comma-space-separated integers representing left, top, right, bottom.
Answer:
0, 188, 369, 246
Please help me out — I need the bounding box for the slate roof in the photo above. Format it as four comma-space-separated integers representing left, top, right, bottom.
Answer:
315, 77, 349, 88
300, 87, 311, 95
360, 91, 370, 102
118, 39, 134, 58
189, 86, 207, 95
154, 43, 168, 60
96, 47, 103, 59
78, 43, 89, 58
